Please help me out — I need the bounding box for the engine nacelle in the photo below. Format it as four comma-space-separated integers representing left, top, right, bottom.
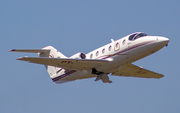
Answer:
69, 52, 86, 59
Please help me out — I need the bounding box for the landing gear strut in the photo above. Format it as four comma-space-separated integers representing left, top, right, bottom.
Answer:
92, 68, 112, 83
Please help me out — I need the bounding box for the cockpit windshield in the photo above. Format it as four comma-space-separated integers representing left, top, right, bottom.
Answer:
128, 33, 148, 41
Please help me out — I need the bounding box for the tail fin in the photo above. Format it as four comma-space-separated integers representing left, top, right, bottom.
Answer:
39, 46, 67, 79
10, 46, 67, 80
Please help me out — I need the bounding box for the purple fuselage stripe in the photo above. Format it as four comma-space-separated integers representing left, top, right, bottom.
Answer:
52, 70, 77, 82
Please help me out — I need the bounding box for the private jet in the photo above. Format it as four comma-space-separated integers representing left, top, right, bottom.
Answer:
10, 32, 169, 84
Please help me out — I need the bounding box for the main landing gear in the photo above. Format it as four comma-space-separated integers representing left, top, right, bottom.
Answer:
92, 68, 112, 83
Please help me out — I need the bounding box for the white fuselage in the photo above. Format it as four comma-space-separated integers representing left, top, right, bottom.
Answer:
54, 33, 169, 83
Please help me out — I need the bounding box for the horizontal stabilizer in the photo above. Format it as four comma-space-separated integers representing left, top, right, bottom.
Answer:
9, 49, 50, 53
17, 57, 109, 70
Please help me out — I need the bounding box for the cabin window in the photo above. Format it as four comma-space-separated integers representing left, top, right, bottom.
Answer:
123, 39, 126, 45
96, 51, 99, 56
116, 42, 119, 48
102, 48, 105, 54
90, 54, 93, 59
109, 46, 112, 51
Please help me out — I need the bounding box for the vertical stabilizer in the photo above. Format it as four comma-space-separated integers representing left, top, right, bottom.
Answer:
39, 46, 67, 79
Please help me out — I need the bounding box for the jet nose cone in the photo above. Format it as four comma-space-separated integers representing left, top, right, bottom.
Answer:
158, 36, 169, 45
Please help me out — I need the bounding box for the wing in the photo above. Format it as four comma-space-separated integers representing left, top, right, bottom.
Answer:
111, 64, 164, 79
17, 57, 109, 70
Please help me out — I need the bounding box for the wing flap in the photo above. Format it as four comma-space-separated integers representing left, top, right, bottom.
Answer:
17, 57, 109, 70
112, 64, 164, 79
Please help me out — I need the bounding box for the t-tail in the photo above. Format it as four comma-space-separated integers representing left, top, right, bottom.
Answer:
40, 46, 67, 81
10, 46, 67, 83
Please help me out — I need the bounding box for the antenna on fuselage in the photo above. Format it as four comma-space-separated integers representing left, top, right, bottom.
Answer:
111, 39, 114, 43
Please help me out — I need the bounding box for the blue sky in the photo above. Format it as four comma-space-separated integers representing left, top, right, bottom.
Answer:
1, 0, 180, 113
